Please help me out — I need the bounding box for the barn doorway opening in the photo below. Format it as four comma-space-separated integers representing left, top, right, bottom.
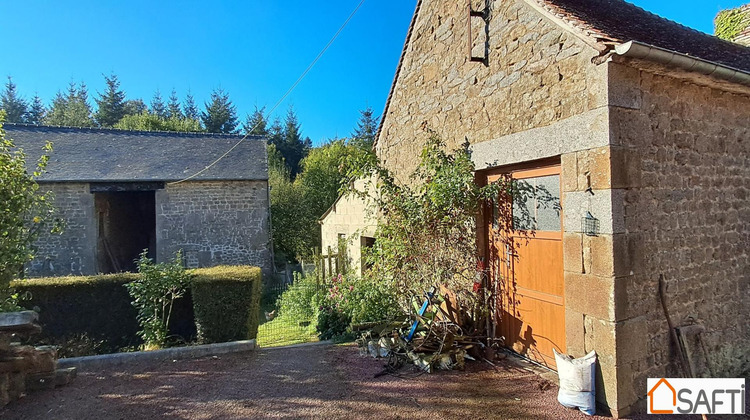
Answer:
94, 191, 156, 273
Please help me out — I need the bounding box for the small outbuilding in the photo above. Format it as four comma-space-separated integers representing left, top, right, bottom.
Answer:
5, 124, 273, 278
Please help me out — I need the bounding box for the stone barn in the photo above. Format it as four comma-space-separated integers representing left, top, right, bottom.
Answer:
5, 124, 272, 278
339, 0, 748, 416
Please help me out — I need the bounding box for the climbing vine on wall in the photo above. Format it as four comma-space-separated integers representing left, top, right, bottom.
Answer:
715, 7, 749, 41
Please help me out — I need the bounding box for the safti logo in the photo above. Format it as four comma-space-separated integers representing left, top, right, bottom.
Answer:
648, 378, 746, 415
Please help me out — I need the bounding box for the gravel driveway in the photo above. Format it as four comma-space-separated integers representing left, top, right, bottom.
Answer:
2, 343, 732, 420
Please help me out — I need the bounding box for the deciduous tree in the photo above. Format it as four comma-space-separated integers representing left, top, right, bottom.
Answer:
0, 114, 60, 310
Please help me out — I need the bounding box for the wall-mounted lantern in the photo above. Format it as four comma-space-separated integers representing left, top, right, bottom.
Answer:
582, 211, 600, 237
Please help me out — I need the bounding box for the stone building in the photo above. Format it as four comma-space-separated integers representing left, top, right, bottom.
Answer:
319, 178, 377, 276
5, 124, 273, 278
332, 0, 749, 416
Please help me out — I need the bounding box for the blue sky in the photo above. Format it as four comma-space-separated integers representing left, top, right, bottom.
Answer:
0, 0, 745, 145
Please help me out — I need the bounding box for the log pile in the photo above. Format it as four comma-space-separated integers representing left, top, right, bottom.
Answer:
0, 311, 76, 407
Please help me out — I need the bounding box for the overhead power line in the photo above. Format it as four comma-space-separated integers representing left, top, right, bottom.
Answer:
169, 0, 367, 185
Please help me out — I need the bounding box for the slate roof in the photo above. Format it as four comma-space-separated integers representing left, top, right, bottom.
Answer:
3, 124, 268, 182
534, 0, 750, 72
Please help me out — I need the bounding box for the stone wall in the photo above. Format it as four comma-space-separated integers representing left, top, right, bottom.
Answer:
377, 0, 607, 181
156, 181, 273, 278
28, 183, 97, 277
607, 61, 750, 414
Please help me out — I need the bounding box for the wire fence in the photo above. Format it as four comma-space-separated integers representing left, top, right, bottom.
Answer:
256, 268, 324, 348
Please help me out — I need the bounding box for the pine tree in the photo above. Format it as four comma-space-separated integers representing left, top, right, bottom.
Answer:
45, 91, 68, 126
150, 89, 167, 119
94, 73, 126, 127
46, 82, 94, 127
167, 88, 183, 119
268, 117, 284, 146
351, 106, 377, 150
0, 77, 28, 123
26, 94, 46, 125
183, 91, 199, 121
201, 88, 238, 133
278, 107, 311, 178
243, 106, 268, 136
67, 82, 95, 127
123, 99, 147, 116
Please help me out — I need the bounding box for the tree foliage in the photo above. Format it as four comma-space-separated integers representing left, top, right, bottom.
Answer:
0, 77, 28, 124
94, 74, 126, 127
0, 115, 61, 310
114, 112, 203, 132
351, 106, 377, 150
183, 90, 199, 121
715, 6, 749, 41
125, 251, 190, 349
150, 89, 168, 119
45, 82, 95, 127
123, 99, 147, 116
243, 106, 267, 136
201, 88, 237, 133
26, 95, 46, 125
167, 89, 183, 119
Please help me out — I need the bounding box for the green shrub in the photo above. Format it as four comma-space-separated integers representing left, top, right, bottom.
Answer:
12, 273, 141, 351
126, 251, 191, 350
191, 266, 262, 344
315, 273, 401, 340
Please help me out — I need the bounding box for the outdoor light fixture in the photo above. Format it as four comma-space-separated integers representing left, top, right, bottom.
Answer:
582, 211, 600, 237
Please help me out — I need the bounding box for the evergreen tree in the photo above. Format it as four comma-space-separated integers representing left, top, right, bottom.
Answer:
183, 91, 199, 121
268, 117, 284, 146
282, 107, 311, 178
68, 82, 95, 127
45, 91, 68, 126
201, 88, 237, 133
123, 99, 148, 116
351, 106, 378, 150
150, 89, 167, 119
26, 94, 46, 125
94, 73, 126, 127
0, 77, 28, 123
167, 88, 182, 119
243, 106, 268, 136
46, 82, 94, 127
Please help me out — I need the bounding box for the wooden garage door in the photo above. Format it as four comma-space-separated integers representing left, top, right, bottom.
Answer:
487, 165, 565, 369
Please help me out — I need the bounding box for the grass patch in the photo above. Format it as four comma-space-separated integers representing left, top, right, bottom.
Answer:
256, 315, 318, 348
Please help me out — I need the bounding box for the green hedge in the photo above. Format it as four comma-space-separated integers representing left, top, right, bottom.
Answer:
12, 274, 141, 352
191, 266, 262, 344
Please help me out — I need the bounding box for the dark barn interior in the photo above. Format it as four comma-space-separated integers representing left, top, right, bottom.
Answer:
95, 191, 156, 273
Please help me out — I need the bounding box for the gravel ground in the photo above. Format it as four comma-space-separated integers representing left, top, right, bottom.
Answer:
1, 343, 746, 419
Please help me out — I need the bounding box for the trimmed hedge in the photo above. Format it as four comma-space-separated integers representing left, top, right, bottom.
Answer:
191, 266, 262, 344
12, 274, 141, 352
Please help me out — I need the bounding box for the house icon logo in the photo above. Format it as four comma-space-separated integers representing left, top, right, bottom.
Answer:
648, 378, 676, 414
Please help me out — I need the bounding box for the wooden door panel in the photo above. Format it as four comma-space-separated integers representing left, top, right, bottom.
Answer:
486, 164, 565, 370
512, 237, 564, 297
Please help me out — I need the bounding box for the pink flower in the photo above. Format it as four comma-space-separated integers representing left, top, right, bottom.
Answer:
349, 285, 354, 291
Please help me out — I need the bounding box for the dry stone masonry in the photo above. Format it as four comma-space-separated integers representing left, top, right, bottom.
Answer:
0, 312, 76, 407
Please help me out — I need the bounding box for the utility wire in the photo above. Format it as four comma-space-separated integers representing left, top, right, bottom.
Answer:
169, 0, 367, 185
